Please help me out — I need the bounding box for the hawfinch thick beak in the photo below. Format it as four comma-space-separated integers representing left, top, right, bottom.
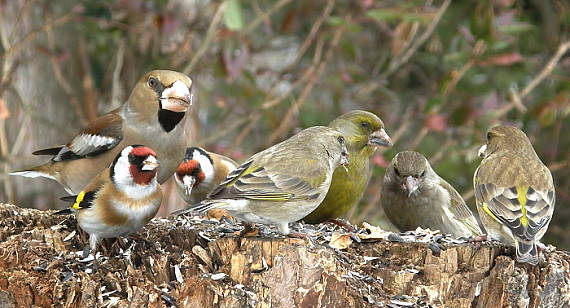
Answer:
182, 176, 196, 197
368, 128, 392, 147
403, 176, 419, 198
478, 144, 487, 158
160, 80, 193, 113
142, 156, 160, 171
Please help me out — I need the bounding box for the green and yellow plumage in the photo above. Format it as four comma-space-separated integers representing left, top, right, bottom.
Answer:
304, 110, 392, 224
177, 126, 349, 235
474, 125, 555, 265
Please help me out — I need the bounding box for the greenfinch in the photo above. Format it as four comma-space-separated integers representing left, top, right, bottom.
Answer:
303, 110, 392, 224
474, 125, 555, 265
177, 126, 349, 235
382, 151, 482, 238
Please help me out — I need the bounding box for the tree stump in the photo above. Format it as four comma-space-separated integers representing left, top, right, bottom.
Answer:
0, 203, 568, 307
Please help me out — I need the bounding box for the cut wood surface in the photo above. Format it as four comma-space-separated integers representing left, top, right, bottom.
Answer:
0, 203, 569, 307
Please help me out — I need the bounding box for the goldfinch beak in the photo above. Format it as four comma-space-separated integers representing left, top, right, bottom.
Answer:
478, 144, 487, 158
160, 80, 193, 113
182, 176, 196, 196
141, 156, 160, 171
368, 128, 392, 147
403, 176, 419, 197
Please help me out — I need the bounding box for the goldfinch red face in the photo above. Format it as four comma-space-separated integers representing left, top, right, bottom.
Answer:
112, 145, 160, 187
175, 147, 214, 196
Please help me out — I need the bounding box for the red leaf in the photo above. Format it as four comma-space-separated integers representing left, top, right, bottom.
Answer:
478, 52, 523, 67
424, 113, 447, 132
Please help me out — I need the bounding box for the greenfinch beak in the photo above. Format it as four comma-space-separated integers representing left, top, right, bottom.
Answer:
368, 128, 392, 147
160, 80, 193, 113
183, 175, 196, 197
478, 144, 487, 158
403, 176, 419, 197
141, 156, 160, 171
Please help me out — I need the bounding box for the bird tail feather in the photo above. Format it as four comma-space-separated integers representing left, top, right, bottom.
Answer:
516, 240, 538, 265
10, 165, 55, 180
54, 208, 74, 215
171, 200, 223, 216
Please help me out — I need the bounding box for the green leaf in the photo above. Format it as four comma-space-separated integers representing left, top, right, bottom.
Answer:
366, 9, 402, 22
224, 0, 244, 31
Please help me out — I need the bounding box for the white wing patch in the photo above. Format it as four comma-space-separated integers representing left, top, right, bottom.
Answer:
70, 134, 118, 156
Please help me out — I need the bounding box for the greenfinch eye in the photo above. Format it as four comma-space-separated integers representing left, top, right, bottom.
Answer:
147, 77, 158, 88
420, 170, 426, 177
360, 122, 370, 129
486, 132, 492, 140
338, 136, 345, 144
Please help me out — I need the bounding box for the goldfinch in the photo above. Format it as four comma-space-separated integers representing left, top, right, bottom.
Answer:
56, 145, 162, 253
303, 110, 392, 224
382, 151, 482, 238
12, 70, 193, 194
176, 126, 349, 235
174, 147, 239, 204
474, 125, 555, 265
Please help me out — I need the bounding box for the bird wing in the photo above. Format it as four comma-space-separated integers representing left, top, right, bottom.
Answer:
474, 156, 555, 241
34, 110, 123, 162
56, 169, 108, 212
207, 157, 326, 202
439, 178, 482, 235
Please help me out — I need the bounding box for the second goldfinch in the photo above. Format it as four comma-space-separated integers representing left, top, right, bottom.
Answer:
177, 126, 349, 235
382, 151, 482, 238
475, 125, 555, 265
304, 110, 392, 224
174, 147, 239, 204
56, 145, 162, 253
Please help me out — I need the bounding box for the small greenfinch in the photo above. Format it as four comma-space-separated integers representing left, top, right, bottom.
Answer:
303, 110, 392, 224
176, 126, 349, 235
382, 151, 482, 238
474, 125, 555, 265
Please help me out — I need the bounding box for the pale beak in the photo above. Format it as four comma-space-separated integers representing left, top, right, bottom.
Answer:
478, 144, 487, 158
182, 176, 196, 197
141, 156, 160, 171
340, 144, 350, 172
368, 128, 392, 147
160, 80, 193, 113
403, 176, 419, 198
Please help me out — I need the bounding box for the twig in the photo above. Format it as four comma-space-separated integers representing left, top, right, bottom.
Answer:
382, 0, 451, 79
2, 4, 80, 61
441, 40, 486, 98
110, 39, 126, 108
45, 23, 88, 126
183, 2, 226, 75
287, 0, 335, 70
496, 40, 570, 116
78, 37, 98, 122
243, 0, 294, 35
267, 22, 346, 145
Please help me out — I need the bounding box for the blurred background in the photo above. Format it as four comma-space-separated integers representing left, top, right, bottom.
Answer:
0, 0, 568, 249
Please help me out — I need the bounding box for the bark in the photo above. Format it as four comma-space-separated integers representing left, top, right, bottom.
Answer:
0, 203, 569, 308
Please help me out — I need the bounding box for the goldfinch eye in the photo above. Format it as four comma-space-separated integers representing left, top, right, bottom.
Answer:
486, 132, 492, 140
338, 136, 345, 145
420, 170, 426, 177
147, 77, 158, 88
